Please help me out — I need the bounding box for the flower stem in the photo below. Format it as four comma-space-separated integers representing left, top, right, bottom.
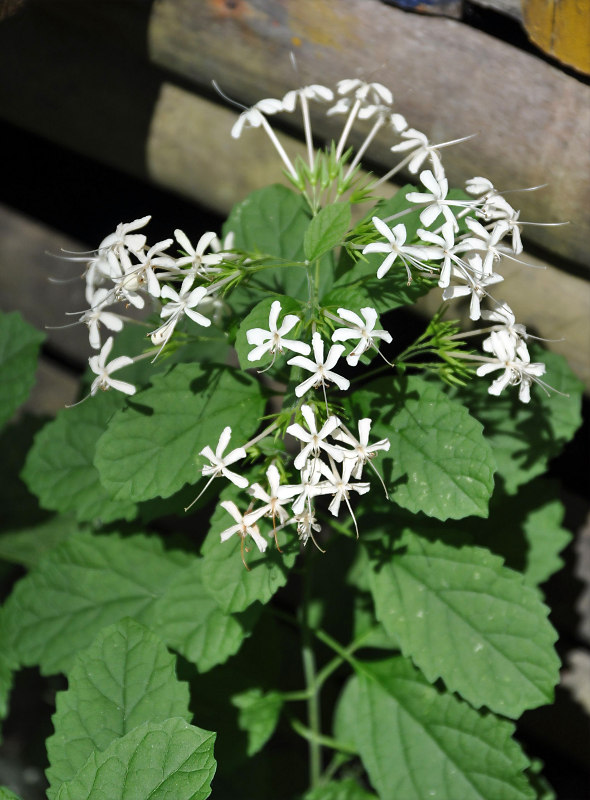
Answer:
301, 557, 322, 789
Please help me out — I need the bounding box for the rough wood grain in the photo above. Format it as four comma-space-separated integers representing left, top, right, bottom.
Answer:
149, 0, 590, 268
522, 0, 590, 75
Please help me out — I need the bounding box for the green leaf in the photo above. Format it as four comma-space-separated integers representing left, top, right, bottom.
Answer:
0, 789, 24, 800
354, 376, 495, 520
231, 688, 283, 756
303, 779, 377, 800
459, 349, 583, 494
471, 479, 571, 586
95, 363, 264, 503
0, 311, 44, 428
201, 487, 298, 613
304, 202, 351, 261
335, 658, 534, 800
0, 608, 16, 724
153, 559, 260, 673
21, 392, 136, 524
234, 295, 305, 370
3, 531, 191, 674
366, 529, 560, 717
0, 515, 80, 567
55, 717, 216, 800
46, 618, 191, 798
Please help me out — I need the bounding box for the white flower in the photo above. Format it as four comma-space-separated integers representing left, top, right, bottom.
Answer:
174, 230, 224, 276
281, 84, 334, 112
476, 330, 546, 403
333, 418, 390, 480
318, 457, 370, 521
200, 427, 248, 489
294, 510, 322, 546
219, 500, 268, 567
231, 98, 283, 139
331, 307, 392, 366
286, 404, 344, 471
442, 255, 503, 320
362, 217, 433, 281
406, 170, 458, 231
279, 462, 329, 516
416, 221, 459, 289
391, 129, 473, 178
458, 217, 509, 274
150, 276, 211, 349
328, 79, 393, 118
287, 332, 350, 398
89, 337, 135, 397
81, 288, 124, 349
481, 302, 529, 361
98, 215, 151, 277
465, 176, 495, 196
246, 301, 310, 363
245, 464, 291, 527
115, 239, 174, 307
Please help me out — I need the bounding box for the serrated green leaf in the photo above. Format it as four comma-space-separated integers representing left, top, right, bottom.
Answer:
234, 295, 305, 370
55, 717, 216, 800
94, 363, 264, 503
303, 780, 377, 800
3, 531, 190, 674
354, 376, 495, 520
366, 530, 560, 717
46, 618, 191, 798
21, 392, 136, 524
304, 202, 351, 261
231, 688, 283, 756
335, 658, 534, 800
459, 349, 583, 494
153, 559, 260, 672
0, 311, 44, 428
201, 484, 298, 613
0, 515, 80, 567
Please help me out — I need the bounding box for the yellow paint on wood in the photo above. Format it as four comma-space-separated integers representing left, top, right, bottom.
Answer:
522, 0, 590, 74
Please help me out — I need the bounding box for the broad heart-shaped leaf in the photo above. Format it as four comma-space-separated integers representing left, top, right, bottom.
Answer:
303, 780, 377, 800
0, 311, 44, 429
3, 531, 191, 675
46, 618, 191, 799
200, 483, 298, 613
304, 202, 351, 261
234, 294, 306, 370
365, 529, 560, 717
21, 391, 136, 524
94, 362, 264, 503
458, 348, 583, 495
334, 658, 534, 800
55, 717, 216, 800
353, 375, 495, 520
153, 559, 261, 673
231, 688, 283, 756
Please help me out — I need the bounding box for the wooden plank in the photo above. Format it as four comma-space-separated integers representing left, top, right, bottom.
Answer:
148, 0, 590, 268
522, 0, 590, 75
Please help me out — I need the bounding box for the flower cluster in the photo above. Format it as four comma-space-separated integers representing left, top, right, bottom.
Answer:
200, 409, 389, 566
54, 74, 563, 562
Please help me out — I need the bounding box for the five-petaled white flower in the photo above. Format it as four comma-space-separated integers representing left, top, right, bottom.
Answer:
219, 500, 268, 569
246, 301, 310, 363
200, 427, 249, 489
287, 332, 350, 398
406, 170, 458, 231
82, 288, 124, 350
476, 330, 546, 403
287, 404, 344, 471
317, 457, 370, 525
245, 464, 291, 528
231, 98, 283, 139
331, 306, 392, 366
442, 255, 504, 320
363, 218, 432, 282
174, 230, 224, 276
334, 418, 390, 480
89, 337, 135, 397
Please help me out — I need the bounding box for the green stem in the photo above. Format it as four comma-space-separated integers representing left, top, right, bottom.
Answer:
289, 717, 357, 755
301, 558, 322, 789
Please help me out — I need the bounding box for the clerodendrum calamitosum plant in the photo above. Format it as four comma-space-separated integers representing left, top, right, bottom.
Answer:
0, 78, 584, 799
